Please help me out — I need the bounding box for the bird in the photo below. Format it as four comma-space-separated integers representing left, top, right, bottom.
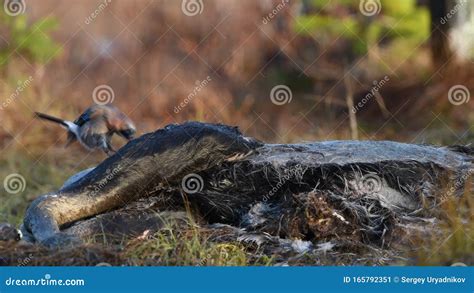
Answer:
35, 104, 136, 155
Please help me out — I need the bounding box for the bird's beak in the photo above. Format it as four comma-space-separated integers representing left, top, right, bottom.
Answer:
119, 130, 135, 140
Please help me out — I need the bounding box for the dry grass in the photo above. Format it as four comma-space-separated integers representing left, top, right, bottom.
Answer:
412, 185, 473, 266
0, 217, 275, 266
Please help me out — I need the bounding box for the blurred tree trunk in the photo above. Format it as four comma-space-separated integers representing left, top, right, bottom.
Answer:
428, 0, 453, 69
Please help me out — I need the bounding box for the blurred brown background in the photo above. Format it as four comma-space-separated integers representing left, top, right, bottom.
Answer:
0, 0, 473, 223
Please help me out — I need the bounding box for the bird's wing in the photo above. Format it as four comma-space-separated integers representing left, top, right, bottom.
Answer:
73, 108, 92, 126
75, 105, 134, 143
73, 105, 108, 126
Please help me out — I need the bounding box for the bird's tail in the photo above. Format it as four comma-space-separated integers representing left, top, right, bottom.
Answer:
34, 112, 68, 127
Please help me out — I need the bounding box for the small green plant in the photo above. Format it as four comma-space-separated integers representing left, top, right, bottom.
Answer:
0, 11, 61, 67
124, 223, 248, 266
124, 217, 275, 266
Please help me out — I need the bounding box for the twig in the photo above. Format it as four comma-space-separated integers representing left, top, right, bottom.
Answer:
344, 70, 359, 140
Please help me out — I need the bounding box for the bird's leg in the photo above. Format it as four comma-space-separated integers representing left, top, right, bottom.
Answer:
104, 148, 114, 156
100, 135, 116, 156
104, 143, 116, 156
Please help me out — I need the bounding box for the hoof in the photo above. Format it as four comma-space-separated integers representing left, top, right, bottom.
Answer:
0, 223, 21, 241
